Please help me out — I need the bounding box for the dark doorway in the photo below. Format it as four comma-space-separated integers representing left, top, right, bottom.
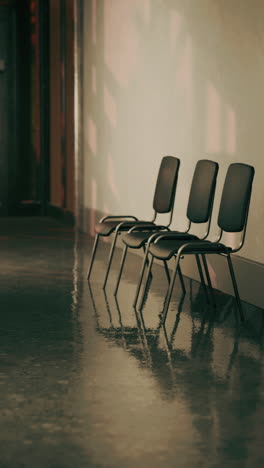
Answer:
0, 0, 49, 216
0, 0, 74, 220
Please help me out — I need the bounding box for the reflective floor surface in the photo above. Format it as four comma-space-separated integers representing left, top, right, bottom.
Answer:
1, 217, 264, 467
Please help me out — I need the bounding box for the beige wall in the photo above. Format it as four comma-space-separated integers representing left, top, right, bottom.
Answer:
80, 0, 264, 266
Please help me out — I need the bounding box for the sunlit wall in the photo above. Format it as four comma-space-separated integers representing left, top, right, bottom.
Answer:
80, 0, 264, 264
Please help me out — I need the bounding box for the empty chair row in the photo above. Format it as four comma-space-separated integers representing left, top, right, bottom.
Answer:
87, 157, 217, 291
87, 157, 255, 323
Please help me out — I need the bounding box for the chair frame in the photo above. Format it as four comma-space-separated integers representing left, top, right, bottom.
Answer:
126, 159, 219, 308
141, 163, 254, 323
87, 156, 181, 289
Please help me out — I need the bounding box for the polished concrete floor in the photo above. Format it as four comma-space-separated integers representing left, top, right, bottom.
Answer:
1, 217, 264, 468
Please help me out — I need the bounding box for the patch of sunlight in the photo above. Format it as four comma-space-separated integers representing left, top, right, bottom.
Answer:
107, 153, 120, 201
225, 105, 236, 155
88, 117, 97, 156
206, 82, 221, 153
92, 65, 97, 94
170, 10, 183, 52
104, 85, 117, 128
104, 0, 139, 87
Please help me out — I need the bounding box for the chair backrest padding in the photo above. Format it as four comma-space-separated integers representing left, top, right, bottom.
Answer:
153, 156, 180, 213
187, 159, 219, 223
218, 163, 255, 232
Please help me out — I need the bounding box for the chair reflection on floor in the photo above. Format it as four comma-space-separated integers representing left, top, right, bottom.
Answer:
88, 283, 151, 361
88, 283, 180, 394
88, 280, 238, 387
87, 281, 253, 399
161, 289, 241, 384
86, 273, 263, 464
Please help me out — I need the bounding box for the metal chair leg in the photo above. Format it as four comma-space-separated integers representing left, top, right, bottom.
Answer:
226, 254, 245, 322
163, 260, 171, 283
195, 254, 210, 304
114, 245, 128, 296
102, 230, 119, 289
201, 254, 216, 307
143, 245, 153, 279
138, 255, 154, 311
163, 260, 185, 294
133, 249, 149, 308
170, 292, 186, 343
87, 234, 100, 281
162, 256, 180, 324
178, 265, 186, 295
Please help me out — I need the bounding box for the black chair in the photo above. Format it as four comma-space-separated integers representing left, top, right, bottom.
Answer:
87, 156, 181, 288
119, 159, 219, 307
144, 163, 254, 323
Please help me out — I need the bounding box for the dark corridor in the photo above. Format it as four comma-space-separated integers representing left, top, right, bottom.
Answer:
0, 0, 74, 220
0, 0, 45, 216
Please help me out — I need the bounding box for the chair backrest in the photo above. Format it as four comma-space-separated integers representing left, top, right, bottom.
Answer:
218, 163, 255, 233
186, 159, 219, 223
152, 156, 180, 214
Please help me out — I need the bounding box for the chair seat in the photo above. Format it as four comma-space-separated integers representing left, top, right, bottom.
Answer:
149, 238, 230, 260
123, 231, 159, 248
95, 220, 155, 236
123, 230, 197, 249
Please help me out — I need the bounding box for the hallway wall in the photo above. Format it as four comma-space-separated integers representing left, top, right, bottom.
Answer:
79, 0, 264, 306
